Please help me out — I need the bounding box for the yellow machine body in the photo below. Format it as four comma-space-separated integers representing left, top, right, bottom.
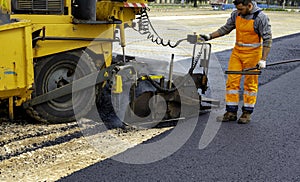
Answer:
0, 20, 34, 105
0, 0, 150, 119
0, 0, 212, 127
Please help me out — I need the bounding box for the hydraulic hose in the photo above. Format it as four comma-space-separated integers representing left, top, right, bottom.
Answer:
134, 8, 186, 48
225, 59, 300, 75
266, 59, 300, 67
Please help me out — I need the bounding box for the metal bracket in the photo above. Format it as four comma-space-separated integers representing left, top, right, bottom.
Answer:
225, 65, 261, 75
225, 70, 261, 75
23, 65, 117, 109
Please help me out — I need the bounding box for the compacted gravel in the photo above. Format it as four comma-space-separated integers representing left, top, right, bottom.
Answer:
0, 118, 172, 181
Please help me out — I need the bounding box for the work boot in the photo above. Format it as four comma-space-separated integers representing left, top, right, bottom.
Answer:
216, 112, 237, 122
237, 112, 251, 124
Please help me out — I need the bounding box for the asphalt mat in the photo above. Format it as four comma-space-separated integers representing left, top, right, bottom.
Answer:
60, 34, 300, 181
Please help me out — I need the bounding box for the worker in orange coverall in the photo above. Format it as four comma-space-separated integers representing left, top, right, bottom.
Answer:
200, 0, 272, 124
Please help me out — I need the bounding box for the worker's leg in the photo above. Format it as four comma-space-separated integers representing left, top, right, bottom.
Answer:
217, 49, 242, 122
225, 48, 243, 113
238, 48, 262, 124
241, 48, 262, 113
243, 74, 258, 113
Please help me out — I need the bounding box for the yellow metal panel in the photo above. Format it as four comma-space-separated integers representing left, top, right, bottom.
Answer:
9, 97, 14, 120
11, 14, 72, 24
0, 0, 9, 13
34, 40, 91, 58
0, 20, 31, 31
141, 75, 164, 81
0, 89, 23, 98
43, 23, 114, 38
31, 23, 115, 59
112, 75, 123, 94
23, 21, 34, 103
96, 1, 138, 22
0, 21, 33, 102
64, 0, 72, 16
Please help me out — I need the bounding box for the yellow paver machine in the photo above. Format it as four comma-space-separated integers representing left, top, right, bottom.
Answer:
0, 0, 216, 128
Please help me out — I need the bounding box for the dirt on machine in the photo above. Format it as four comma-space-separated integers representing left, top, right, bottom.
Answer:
0, 0, 219, 129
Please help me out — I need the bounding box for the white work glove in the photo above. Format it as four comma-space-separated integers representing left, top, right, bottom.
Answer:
199, 34, 211, 41
257, 60, 266, 69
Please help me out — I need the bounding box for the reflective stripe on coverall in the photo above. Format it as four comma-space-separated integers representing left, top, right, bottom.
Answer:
226, 12, 262, 113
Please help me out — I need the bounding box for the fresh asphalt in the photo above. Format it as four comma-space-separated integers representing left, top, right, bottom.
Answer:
60, 33, 300, 181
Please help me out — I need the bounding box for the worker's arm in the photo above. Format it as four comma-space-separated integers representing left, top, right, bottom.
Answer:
200, 11, 237, 41
209, 31, 222, 39
256, 12, 272, 69
258, 46, 271, 69
200, 31, 222, 41
261, 46, 271, 61
255, 12, 272, 48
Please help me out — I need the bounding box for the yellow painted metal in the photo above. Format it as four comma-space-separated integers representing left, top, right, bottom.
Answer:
8, 97, 13, 120
0, 0, 9, 13
112, 75, 123, 94
96, 1, 139, 23
120, 18, 126, 48
8, 0, 148, 62
141, 75, 164, 81
11, 14, 72, 24
11, 14, 116, 65
0, 20, 34, 105
88, 43, 113, 67
64, 0, 72, 16
0, 0, 150, 111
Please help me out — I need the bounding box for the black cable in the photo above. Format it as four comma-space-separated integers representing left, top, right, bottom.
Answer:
267, 59, 300, 67
227, 59, 300, 75
133, 8, 186, 48
189, 43, 205, 74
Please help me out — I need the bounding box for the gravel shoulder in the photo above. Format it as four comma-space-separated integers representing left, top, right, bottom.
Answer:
0, 119, 172, 181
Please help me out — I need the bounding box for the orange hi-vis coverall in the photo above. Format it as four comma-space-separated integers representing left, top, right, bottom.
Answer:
226, 11, 262, 113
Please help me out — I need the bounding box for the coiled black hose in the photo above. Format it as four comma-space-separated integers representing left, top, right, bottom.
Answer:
133, 8, 186, 48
